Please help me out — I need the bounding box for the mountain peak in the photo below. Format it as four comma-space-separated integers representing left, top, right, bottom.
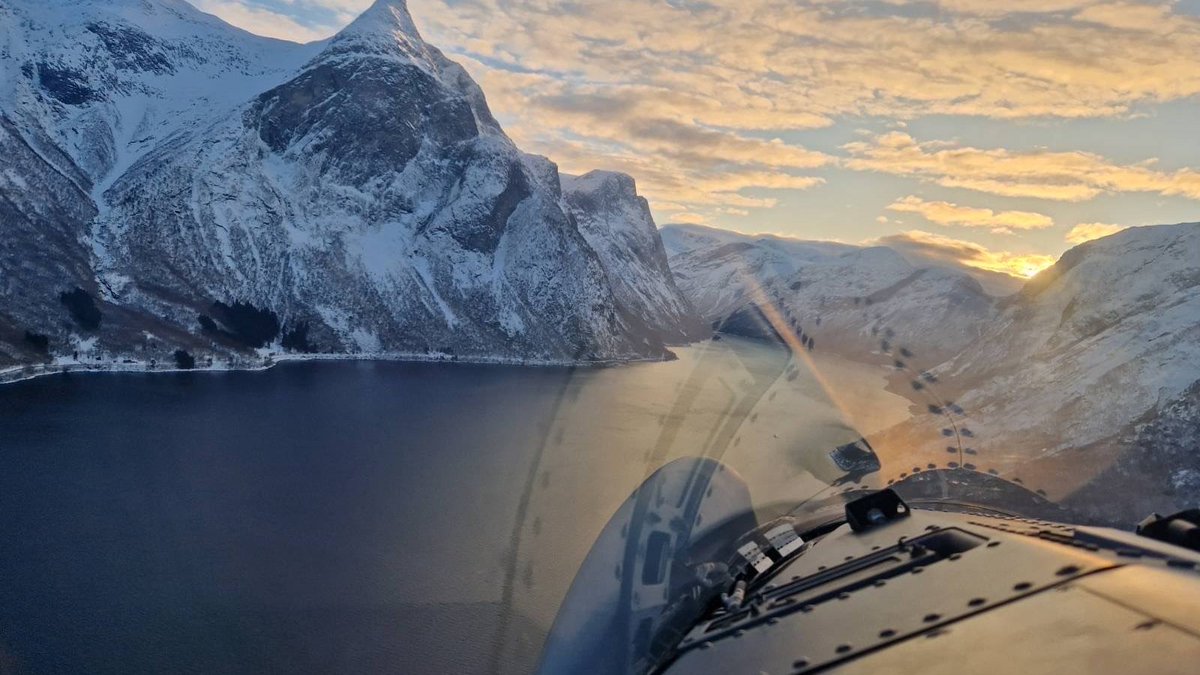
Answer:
562, 171, 637, 198
315, 0, 441, 69
337, 0, 422, 42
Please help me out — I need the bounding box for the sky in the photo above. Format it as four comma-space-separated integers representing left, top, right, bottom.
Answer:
191, 0, 1200, 278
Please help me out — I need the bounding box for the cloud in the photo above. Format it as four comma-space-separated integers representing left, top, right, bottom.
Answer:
412, 0, 1200, 123
207, 0, 1200, 224
845, 132, 1200, 202
873, 230, 1057, 278
672, 212, 708, 225
886, 195, 1053, 234
393, 0, 1200, 221
1065, 222, 1129, 244
192, 0, 336, 42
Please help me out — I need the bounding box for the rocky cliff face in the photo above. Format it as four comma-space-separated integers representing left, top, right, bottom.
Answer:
0, 0, 699, 371
562, 172, 706, 343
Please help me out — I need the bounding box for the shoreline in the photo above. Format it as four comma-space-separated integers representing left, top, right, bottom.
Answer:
0, 349, 675, 388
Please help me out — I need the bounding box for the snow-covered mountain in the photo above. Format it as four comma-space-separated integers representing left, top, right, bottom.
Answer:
562, 172, 706, 343
865, 223, 1200, 525
665, 221, 1200, 524
662, 224, 997, 366
0, 0, 699, 371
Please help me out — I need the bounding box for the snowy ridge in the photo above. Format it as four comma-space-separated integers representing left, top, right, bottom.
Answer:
662, 224, 995, 364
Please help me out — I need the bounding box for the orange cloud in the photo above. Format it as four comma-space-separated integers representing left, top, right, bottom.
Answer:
1065, 222, 1129, 244
203, 0, 1200, 226
874, 230, 1057, 279
887, 196, 1054, 234
845, 132, 1200, 202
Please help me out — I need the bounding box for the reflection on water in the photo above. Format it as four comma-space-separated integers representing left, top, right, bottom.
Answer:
0, 337, 910, 674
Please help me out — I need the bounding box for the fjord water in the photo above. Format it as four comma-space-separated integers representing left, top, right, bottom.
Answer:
0, 339, 910, 674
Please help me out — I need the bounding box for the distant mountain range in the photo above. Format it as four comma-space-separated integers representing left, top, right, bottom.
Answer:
663, 221, 1200, 525
0, 0, 700, 373
662, 223, 999, 364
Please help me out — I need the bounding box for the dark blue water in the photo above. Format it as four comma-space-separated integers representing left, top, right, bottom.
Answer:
0, 361, 591, 675
0, 341, 892, 674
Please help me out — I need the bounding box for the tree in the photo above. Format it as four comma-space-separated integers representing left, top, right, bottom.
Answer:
210, 301, 280, 348
23, 331, 50, 354
281, 322, 316, 353
173, 349, 196, 369
59, 288, 101, 330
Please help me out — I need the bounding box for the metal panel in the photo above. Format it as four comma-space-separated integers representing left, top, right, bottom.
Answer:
831, 582, 1200, 675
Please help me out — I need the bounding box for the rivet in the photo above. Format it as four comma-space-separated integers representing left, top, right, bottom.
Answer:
838, 592, 851, 601
987, 541, 1001, 548
924, 613, 941, 623
949, 553, 962, 561
793, 658, 809, 669
912, 567, 924, 574
1056, 565, 1081, 576
1014, 582, 1032, 591
968, 597, 986, 607
879, 629, 896, 638
700, 641, 713, 650
734, 629, 745, 638
801, 604, 814, 613
836, 644, 852, 654
768, 617, 779, 625
873, 580, 887, 587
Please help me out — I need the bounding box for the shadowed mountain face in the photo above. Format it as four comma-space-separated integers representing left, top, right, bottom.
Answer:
0, 0, 699, 368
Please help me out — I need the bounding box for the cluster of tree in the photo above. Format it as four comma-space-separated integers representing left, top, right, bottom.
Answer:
59, 287, 101, 330
198, 301, 280, 349
23, 331, 49, 354
173, 349, 195, 369
281, 322, 317, 353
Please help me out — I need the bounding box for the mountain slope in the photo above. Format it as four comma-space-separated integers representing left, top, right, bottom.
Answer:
0, 0, 698, 370
935, 222, 1200, 455
662, 224, 996, 366
865, 223, 1200, 525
